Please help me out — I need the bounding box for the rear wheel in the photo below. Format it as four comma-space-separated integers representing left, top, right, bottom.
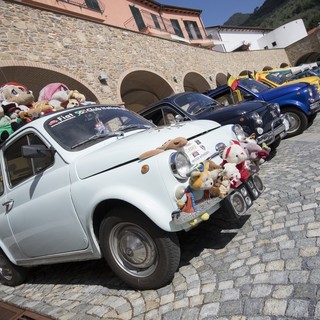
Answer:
0, 250, 27, 286
282, 107, 308, 138
99, 207, 180, 290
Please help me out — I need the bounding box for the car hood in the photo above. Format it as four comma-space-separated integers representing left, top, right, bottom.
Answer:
75, 120, 221, 179
198, 100, 267, 121
258, 82, 307, 100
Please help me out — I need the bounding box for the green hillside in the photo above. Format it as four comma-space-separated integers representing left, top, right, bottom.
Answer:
223, 0, 320, 31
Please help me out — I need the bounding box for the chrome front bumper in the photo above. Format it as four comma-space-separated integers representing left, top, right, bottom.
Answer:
310, 99, 320, 113
256, 114, 289, 145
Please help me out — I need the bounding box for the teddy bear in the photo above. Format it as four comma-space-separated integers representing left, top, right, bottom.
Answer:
139, 137, 188, 160
240, 137, 269, 162
220, 140, 250, 187
175, 161, 213, 225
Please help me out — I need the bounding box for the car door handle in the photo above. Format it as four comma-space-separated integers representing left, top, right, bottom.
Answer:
2, 200, 14, 213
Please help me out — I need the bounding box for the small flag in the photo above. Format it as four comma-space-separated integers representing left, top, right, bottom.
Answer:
227, 73, 239, 90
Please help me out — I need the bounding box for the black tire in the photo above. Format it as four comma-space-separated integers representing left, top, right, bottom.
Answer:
307, 114, 317, 128
99, 207, 180, 290
0, 250, 28, 286
282, 107, 308, 138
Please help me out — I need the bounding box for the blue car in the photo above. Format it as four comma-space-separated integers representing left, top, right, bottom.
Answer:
206, 78, 320, 138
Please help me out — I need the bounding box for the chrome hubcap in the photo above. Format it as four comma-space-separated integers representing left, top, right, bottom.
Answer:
287, 112, 300, 133
109, 223, 157, 277
0, 257, 13, 281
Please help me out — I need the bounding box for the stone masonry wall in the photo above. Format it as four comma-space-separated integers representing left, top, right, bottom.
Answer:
0, 0, 290, 103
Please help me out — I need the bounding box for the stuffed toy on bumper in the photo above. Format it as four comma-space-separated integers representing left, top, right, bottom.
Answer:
221, 140, 249, 188
176, 161, 213, 225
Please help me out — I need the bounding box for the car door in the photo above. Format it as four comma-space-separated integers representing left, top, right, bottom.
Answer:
1, 131, 89, 258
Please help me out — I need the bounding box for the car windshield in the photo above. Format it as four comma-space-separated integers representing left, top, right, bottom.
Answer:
239, 78, 270, 93
174, 93, 220, 115
45, 105, 154, 150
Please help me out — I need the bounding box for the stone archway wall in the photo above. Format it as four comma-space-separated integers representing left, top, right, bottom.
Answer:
285, 28, 320, 65
0, 61, 100, 103
1, 1, 289, 108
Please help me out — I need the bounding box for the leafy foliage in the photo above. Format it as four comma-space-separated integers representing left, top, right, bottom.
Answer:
223, 0, 320, 31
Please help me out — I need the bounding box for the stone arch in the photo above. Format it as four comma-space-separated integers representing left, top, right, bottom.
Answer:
0, 61, 99, 103
183, 72, 211, 93
120, 70, 174, 112
239, 70, 253, 78
295, 52, 320, 66
216, 73, 227, 87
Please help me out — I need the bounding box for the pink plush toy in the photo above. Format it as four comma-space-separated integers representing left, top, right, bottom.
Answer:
38, 83, 70, 109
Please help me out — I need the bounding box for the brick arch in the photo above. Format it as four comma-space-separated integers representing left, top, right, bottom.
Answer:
294, 52, 320, 66
216, 73, 227, 87
119, 69, 174, 112
0, 61, 100, 103
183, 72, 211, 93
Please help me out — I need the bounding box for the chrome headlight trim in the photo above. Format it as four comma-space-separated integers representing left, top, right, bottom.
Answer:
232, 124, 246, 141
170, 151, 192, 180
272, 102, 280, 114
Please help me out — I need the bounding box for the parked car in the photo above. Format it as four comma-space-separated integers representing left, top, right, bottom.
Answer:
0, 104, 264, 290
206, 78, 320, 138
139, 92, 287, 150
255, 70, 320, 90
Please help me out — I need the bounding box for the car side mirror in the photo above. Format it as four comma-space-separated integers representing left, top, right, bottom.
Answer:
243, 93, 254, 101
21, 145, 55, 158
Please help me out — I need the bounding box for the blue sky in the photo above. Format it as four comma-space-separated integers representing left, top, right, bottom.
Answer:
161, 0, 265, 26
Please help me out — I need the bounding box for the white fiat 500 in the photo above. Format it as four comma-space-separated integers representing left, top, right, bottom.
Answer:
0, 105, 263, 290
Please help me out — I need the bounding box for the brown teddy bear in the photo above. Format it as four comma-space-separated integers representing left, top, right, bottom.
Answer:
139, 137, 188, 160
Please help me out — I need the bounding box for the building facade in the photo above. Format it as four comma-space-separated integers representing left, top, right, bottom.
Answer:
0, 0, 317, 111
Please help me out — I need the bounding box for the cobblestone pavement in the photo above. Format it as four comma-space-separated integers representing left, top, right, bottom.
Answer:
1, 118, 320, 320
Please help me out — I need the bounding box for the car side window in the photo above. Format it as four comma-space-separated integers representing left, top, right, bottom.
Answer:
4, 133, 54, 187
211, 90, 238, 106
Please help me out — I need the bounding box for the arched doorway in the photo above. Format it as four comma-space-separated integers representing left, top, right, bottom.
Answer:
120, 70, 173, 112
295, 52, 320, 65
183, 72, 211, 93
0, 63, 99, 103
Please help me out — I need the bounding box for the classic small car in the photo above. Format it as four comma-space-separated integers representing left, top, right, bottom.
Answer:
0, 104, 263, 290
139, 92, 287, 150
206, 78, 320, 138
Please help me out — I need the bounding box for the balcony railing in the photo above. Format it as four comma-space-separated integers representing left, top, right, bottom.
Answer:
57, 0, 105, 13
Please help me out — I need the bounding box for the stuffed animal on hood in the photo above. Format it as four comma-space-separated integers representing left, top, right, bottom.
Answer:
175, 161, 213, 225
221, 140, 249, 186
139, 137, 188, 160
38, 83, 70, 109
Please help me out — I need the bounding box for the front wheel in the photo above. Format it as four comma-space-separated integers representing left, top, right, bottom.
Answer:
99, 207, 180, 290
0, 250, 28, 286
282, 107, 308, 138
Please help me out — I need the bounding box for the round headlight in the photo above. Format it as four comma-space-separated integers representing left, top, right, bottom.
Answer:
170, 151, 192, 180
232, 124, 246, 141
308, 88, 313, 98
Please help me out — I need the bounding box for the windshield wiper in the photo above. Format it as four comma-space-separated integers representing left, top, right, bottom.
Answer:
118, 124, 152, 131
71, 131, 124, 149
